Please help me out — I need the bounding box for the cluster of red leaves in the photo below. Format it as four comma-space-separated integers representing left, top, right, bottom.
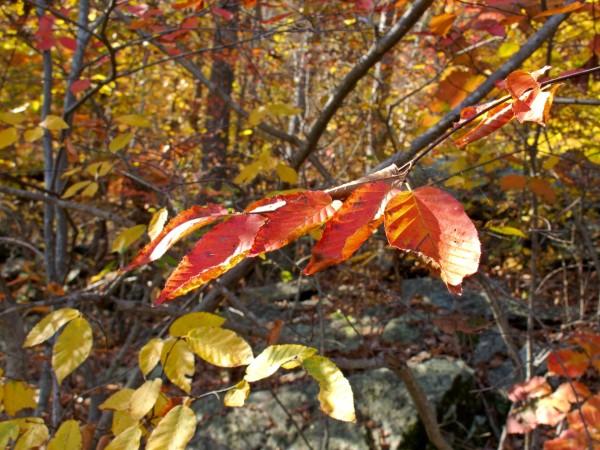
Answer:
507, 333, 600, 449
125, 184, 481, 304
455, 66, 560, 147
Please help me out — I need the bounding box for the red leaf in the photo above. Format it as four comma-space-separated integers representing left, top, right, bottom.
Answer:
247, 191, 337, 256
125, 204, 228, 271
58, 37, 78, 51
156, 214, 266, 303
547, 349, 590, 378
455, 101, 514, 147
304, 182, 392, 275
35, 14, 55, 51
384, 186, 480, 291
212, 7, 234, 20
70, 79, 91, 94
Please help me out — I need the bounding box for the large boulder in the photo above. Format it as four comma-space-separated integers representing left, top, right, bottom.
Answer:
190, 357, 478, 450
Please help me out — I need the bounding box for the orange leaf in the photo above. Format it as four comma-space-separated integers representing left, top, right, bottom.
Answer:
156, 214, 266, 303
247, 191, 337, 256
529, 177, 557, 203
547, 349, 589, 378
500, 174, 527, 191
567, 394, 600, 432
304, 182, 392, 275
508, 376, 552, 402
384, 186, 480, 291
534, 1, 584, 18
429, 13, 456, 36
454, 101, 514, 147
125, 204, 228, 271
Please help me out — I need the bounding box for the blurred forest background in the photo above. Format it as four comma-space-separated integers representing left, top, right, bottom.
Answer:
0, 0, 599, 449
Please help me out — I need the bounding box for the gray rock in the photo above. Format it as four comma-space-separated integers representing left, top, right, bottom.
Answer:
381, 313, 425, 344
189, 357, 476, 450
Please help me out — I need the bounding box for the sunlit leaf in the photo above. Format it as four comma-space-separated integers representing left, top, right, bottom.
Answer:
104, 425, 142, 450
81, 181, 99, 198
148, 208, 168, 241
128, 379, 162, 420
52, 317, 93, 384
547, 349, 589, 378
384, 186, 480, 292
186, 326, 253, 367
487, 225, 527, 238
115, 114, 151, 128
112, 224, 147, 254
40, 115, 69, 130
0, 421, 19, 448
111, 411, 138, 436
0, 127, 18, 149
14, 420, 48, 450
244, 344, 317, 382
275, 163, 299, 184
224, 380, 250, 407
99, 389, 135, 411
533, 1, 583, 18
139, 339, 163, 377
2, 381, 37, 416
146, 405, 196, 450
0, 112, 25, 125
157, 214, 266, 304
47, 420, 81, 450
62, 181, 92, 199
23, 308, 81, 347
303, 355, 356, 422
304, 182, 392, 275
455, 101, 514, 147
24, 127, 44, 143
160, 338, 194, 393
125, 204, 228, 271
169, 312, 225, 337
429, 13, 456, 36
248, 191, 335, 256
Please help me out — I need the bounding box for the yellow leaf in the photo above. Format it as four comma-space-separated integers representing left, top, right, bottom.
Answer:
487, 225, 527, 238
429, 13, 456, 36
275, 163, 298, 184
109, 132, 133, 153
0, 127, 18, 150
234, 160, 262, 185
128, 379, 162, 420
23, 308, 81, 347
115, 114, 152, 128
244, 344, 317, 382
146, 405, 196, 450
24, 127, 44, 143
148, 208, 168, 241
81, 181, 98, 198
265, 103, 301, 116
86, 161, 113, 177
139, 339, 163, 377
0, 421, 19, 448
302, 355, 356, 422
62, 181, 92, 199
14, 421, 49, 450
0, 112, 25, 125
111, 411, 138, 436
2, 381, 37, 416
111, 224, 147, 254
186, 326, 253, 368
100, 388, 135, 411
224, 380, 250, 407
52, 317, 93, 384
47, 419, 81, 450
160, 338, 194, 393
40, 115, 69, 130
105, 425, 142, 450
247, 107, 266, 127
169, 312, 225, 337
497, 41, 519, 58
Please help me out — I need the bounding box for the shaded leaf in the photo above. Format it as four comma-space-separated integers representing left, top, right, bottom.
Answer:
23, 308, 80, 347
157, 214, 266, 304
104, 425, 142, 450
70, 79, 91, 94
0, 127, 18, 150
148, 208, 168, 241
125, 204, 228, 271
529, 177, 557, 203
2, 381, 37, 416
139, 339, 163, 377
62, 181, 92, 199
186, 326, 253, 367
52, 317, 93, 384
115, 114, 152, 128
0, 112, 25, 125
0, 421, 19, 448
245, 344, 317, 382
47, 419, 81, 450
160, 338, 194, 393
499, 174, 527, 191
109, 132, 133, 153
146, 405, 196, 450
304, 182, 391, 275
487, 225, 527, 238
128, 379, 162, 420
547, 349, 589, 378
303, 355, 356, 422
275, 163, 299, 184
169, 312, 225, 337
24, 127, 44, 143
111, 411, 138, 436
14, 421, 48, 450
248, 191, 335, 256
224, 380, 250, 407
384, 186, 480, 291
112, 224, 147, 254
40, 115, 69, 130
